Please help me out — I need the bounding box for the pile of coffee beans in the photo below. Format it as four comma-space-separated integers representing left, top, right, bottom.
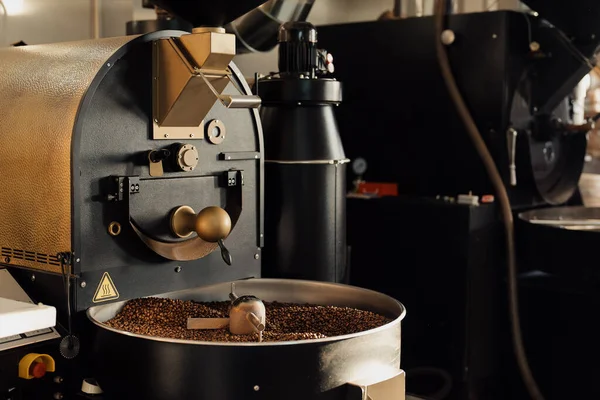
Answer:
104, 297, 392, 342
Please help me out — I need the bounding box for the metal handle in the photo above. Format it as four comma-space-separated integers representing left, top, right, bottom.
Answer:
170, 205, 233, 266
506, 128, 518, 187
219, 95, 261, 108
198, 69, 262, 109
246, 311, 265, 332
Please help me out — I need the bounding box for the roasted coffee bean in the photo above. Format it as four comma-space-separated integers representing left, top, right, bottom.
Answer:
105, 297, 392, 342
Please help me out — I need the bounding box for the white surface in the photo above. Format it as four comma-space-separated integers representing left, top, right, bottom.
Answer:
0, 269, 59, 343
0, 297, 56, 338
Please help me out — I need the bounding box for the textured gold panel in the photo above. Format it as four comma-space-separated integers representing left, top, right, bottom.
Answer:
0, 36, 134, 273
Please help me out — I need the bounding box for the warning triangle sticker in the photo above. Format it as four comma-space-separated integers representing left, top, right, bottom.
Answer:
92, 272, 120, 303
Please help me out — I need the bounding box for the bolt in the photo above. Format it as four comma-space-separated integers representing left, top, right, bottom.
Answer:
80, 281, 87, 288
253, 385, 260, 391
174, 266, 182, 273
31, 274, 35, 282
53, 376, 63, 384
254, 253, 260, 260
441, 29, 456, 45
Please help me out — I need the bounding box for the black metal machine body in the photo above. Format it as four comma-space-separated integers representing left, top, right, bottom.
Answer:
318, 9, 597, 208
346, 197, 506, 399
316, 2, 600, 399
258, 22, 349, 283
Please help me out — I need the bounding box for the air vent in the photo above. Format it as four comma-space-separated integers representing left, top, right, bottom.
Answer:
1, 247, 61, 266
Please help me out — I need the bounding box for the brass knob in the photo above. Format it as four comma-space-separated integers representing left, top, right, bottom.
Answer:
195, 206, 231, 242
170, 205, 233, 265
171, 206, 231, 240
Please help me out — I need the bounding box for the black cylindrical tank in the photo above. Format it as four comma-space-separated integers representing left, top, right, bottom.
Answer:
258, 22, 348, 283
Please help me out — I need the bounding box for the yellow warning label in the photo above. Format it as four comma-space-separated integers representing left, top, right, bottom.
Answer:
92, 272, 120, 303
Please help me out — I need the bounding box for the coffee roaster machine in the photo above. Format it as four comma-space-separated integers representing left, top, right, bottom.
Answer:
0, 1, 406, 399
317, 1, 600, 399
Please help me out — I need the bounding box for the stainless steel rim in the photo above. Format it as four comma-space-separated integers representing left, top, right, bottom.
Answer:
87, 278, 406, 347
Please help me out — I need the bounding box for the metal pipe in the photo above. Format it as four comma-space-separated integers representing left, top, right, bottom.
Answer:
91, 0, 101, 39
226, 0, 315, 54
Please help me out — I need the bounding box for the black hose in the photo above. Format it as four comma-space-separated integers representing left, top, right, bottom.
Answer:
433, 1, 545, 399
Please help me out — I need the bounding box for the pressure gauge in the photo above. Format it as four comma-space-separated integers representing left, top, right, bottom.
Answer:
352, 157, 368, 176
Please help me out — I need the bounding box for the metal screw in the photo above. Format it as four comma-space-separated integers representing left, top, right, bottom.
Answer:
53, 393, 64, 400
164, 134, 169, 138
253, 385, 260, 391
533, 107, 538, 112
53, 376, 63, 384
592, 34, 596, 40
254, 254, 260, 260
190, 134, 194, 138
154, 119, 158, 123
31, 274, 36, 282
76, 258, 80, 263
4, 256, 9, 263
80, 281, 87, 288
174, 266, 182, 273
492, 34, 498, 39
106, 63, 111, 67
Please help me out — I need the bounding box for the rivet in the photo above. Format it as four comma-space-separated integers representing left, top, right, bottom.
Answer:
254, 254, 260, 260
76, 258, 81, 263
80, 281, 87, 288
175, 266, 182, 273
31, 274, 36, 282
253, 385, 260, 391
164, 134, 169, 138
